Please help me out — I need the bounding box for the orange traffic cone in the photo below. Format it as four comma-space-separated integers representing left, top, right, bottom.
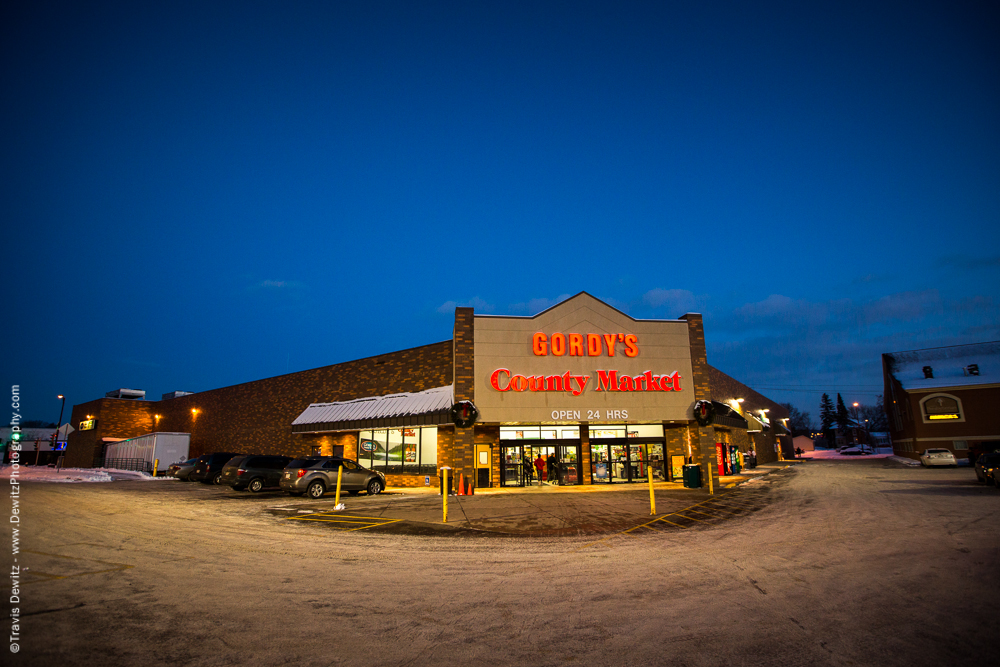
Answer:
458, 473, 465, 495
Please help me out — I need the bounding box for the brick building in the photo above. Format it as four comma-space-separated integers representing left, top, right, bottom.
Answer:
65, 293, 788, 488
883, 341, 1000, 463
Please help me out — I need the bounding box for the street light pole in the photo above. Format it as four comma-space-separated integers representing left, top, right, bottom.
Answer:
54, 394, 66, 465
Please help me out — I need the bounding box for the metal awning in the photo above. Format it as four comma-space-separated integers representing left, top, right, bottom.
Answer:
711, 401, 749, 429
745, 412, 766, 433
291, 385, 454, 433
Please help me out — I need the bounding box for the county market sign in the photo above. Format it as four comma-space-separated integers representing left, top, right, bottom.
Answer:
472, 293, 696, 423
485, 331, 685, 422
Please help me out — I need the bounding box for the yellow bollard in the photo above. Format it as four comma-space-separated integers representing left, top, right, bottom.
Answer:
334, 464, 343, 506
707, 462, 714, 495
647, 464, 656, 515
442, 468, 448, 523
153, 458, 159, 477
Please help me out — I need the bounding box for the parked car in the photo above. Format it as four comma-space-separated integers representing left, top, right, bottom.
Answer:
167, 457, 199, 481
919, 449, 957, 467
279, 457, 386, 499
839, 447, 871, 456
974, 452, 1000, 485
188, 452, 241, 484
220, 455, 293, 492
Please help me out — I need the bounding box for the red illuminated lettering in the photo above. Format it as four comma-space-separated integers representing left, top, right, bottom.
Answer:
597, 370, 618, 391
490, 368, 511, 391
509, 375, 528, 391
551, 333, 566, 356
532, 333, 548, 356
618, 375, 634, 391
568, 334, 584, 356
623, 334, 638, 357
603, 334, 616, 356
587, 334, 601, 356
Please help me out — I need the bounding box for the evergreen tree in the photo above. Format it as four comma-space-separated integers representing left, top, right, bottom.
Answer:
836, 393, 850, 430
819, 394, 835, 430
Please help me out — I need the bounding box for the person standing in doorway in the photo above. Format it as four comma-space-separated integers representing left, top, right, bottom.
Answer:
522, 455, 533, 484
534, 454, 545, 485
546, 452, 558, 485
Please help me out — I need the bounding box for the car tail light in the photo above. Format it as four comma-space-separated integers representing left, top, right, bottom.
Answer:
237, 469, 245, 476
297, 469, 306, 478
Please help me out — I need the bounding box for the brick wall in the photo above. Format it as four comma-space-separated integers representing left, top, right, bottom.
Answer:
64, 398, 157, 467
66, 340, 453, 466
451, 308, 476, 484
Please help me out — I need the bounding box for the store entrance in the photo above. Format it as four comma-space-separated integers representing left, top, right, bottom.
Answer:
499, 443, 581, 487
590, 440, 665, 483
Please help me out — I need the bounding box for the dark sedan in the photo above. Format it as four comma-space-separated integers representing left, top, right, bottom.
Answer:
974, 452, 1000, 486
279, 457, 385, 499
220, 455, 292, 492
188, 452, 241, 485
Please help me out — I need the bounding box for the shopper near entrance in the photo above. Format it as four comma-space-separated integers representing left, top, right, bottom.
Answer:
547, 452, 558, 484
534, 454, 545, 483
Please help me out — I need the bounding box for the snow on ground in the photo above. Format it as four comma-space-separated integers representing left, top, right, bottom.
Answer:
804, 449, 895, 461
0, 466, 179, 483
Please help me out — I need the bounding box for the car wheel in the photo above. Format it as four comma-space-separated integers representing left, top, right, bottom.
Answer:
213, 473, 223, 485
367, 478, 383, 496
307, 481, 325, 499
248, 478, 264, 493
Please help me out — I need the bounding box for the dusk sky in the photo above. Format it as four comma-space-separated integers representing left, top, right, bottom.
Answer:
2, 1, 998, 425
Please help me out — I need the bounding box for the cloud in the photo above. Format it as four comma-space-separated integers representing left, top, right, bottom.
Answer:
436, 296, 495, 314
642, 288, 697, 312
507, 294, 572, 315
252, 279, 306, 290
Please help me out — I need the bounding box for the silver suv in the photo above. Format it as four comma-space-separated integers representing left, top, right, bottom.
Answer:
279, 457, 386, 499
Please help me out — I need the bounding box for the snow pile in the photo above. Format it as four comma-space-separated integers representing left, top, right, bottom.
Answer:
889, 456, 921, 466
805, 449, 894, 461
0, 466, 178, 483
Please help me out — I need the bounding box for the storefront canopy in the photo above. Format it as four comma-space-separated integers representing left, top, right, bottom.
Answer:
745, 412, 767, 433
711, 401, 749, 429
291, 385, 454, 433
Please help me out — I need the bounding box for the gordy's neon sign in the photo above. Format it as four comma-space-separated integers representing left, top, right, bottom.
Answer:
490, 332, 682, 396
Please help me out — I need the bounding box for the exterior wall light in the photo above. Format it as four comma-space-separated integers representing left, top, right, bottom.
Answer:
736, 398, 745, 403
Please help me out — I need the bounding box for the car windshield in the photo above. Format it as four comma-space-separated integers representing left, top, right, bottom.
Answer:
926, 449, 949, 454
288, 458, 322, 468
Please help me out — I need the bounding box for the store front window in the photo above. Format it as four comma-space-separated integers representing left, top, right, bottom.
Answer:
358, 426, 437, 474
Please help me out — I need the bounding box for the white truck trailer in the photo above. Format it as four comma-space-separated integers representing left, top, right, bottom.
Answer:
103, 432, 190, 473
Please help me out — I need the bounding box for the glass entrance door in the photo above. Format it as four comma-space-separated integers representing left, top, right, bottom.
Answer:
557, 444, 580, 485
591, 440, 662, 482
500, 445, 525, 487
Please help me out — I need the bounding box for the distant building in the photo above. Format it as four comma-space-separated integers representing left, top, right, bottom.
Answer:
882, 342, 1000, 462
793, 435, 814, 452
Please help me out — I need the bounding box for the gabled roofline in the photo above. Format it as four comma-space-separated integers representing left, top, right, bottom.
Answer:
472, 291, 692, 323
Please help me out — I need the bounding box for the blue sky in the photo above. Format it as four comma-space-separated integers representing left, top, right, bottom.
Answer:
2, 0, 998, 426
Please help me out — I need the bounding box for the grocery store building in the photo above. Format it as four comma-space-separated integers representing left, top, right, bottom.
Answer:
65, 293, 790, 489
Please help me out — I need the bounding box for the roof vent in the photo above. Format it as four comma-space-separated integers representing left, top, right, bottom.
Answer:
161, 391, 194, 400
922, 366, 933, 379
965, 364, 979, 377
105, 388, 145, 400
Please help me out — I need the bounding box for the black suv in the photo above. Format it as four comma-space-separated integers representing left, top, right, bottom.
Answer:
220, 455, 293, 492
279, 457, 386, 499
188, 452, 241, 485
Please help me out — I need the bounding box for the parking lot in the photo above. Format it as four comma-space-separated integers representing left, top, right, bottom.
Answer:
5, 458, 999, 666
